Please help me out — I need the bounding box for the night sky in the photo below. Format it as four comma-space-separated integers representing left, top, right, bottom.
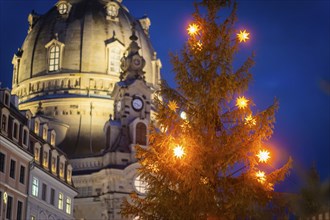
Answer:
0, 0, 329, 192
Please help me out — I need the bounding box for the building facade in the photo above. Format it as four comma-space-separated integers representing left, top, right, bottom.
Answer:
8, 0, 161, 219
0, 88, 77, 220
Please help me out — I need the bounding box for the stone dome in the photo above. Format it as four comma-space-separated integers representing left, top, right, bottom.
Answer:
11, 0, 161, 157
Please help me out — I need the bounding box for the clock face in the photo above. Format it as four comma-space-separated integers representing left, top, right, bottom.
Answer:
132, 98, 143, 111
116, 101, 121, 112
134, 175, 147, 194
133, 58, 141, 66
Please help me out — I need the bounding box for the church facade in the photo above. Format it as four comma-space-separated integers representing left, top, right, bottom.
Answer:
9, 0, 161, 219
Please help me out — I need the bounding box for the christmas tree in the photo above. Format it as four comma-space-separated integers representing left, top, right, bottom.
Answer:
122, 0, 292, 218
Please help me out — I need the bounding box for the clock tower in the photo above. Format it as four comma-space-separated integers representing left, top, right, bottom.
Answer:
105, 23, 152, 153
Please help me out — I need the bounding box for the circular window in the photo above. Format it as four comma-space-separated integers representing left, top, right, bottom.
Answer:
133, 175, 148, 194
58, 3, 68, 15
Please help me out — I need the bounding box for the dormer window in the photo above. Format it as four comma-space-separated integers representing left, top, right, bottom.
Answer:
51, 156, 57, 173
106, 2, 119, 20
34, 143, 41, 163
22, 127, 29, 148
45, 39, 65, 73
1, 109, 9, 134
34, 119, 40, 134
43, 151, 48, 168
67, 165, 72, 184
49, 45, 60, 71
105, 40, 124, 75
12, 120, 19, 142
50, 132, 56, 146
59, 162, 65, 179
42, 125, 48, 140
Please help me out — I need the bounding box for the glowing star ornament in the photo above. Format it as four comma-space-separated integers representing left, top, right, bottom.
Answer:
187, 23, 199, 36
257, 150, 270, 163
236, 96, 249, 109
168, 100, 179, 112
174, 145, 185, 158
256, 170, 266, 183
237, 30, 250, 42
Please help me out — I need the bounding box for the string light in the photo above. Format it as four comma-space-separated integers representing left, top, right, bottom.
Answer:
180, 111, 187, 120
256, 170, 266, 183
245, 115, 256, 126
168, 100, 179, 112
174, 145, 185, 158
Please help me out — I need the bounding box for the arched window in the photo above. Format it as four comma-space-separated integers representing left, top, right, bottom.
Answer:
136, 122, 147, 145
108, 47, 122, 74
49, 45, 60, 72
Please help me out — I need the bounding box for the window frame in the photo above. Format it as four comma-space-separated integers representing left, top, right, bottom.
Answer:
0, 152, 5, 173
9, 159, 16, 179
58, 192, 63, 210
66, 197, 71, 214
32, 177, 39, 197
19, 165, 26, 184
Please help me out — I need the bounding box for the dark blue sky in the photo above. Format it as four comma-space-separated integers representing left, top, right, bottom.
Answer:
0, 0, 329, 191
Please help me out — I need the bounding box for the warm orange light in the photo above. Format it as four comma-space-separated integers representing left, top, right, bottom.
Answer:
180, 111, 187, 120
236, 96, 249, 109
168, 100, 179, 112
237, 30, 250, 42
257, 150, 270, 163
187, 23, 199, 36
245, 115, 256, 126
256, 170, 266, 183
174, 145, 185, 158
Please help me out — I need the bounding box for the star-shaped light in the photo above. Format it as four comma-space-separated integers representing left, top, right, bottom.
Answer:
245, 115, 256, 126
256, 170, 266, 183
187, 23, 199, 36
237, 30, 250, 43
257, 150, 270, 163
236, 96, 249, 109
168, 100, 179, 112
174, 145, 185, 158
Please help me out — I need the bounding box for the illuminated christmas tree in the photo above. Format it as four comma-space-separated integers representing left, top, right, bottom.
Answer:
122, 0, 292, 218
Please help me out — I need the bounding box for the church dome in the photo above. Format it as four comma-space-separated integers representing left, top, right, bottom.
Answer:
11, 0, 162, 157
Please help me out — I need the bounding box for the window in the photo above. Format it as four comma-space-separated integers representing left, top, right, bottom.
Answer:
23, 129, 28, 146
32, 177, 39, 197
43, 151, 48, 168
4, 93, 10, 106
136, 122, 147, 145
43, 127, 47, 140
50, 188, 55, 205
49, 45, 60, 72
1, 114, 7, 132
13, 122, 19, 140
58, 2, 68, 14
17, 201, 23, 220
59, 162, 64, 178
42, 183, 47, 201
0, 152, 5, 173
51, 133, 55, 146
34, 147, 40, 162
107, 4, 118, 17
19, 166, 25, 184
108, 47, 122, 74
66, 197, 71, 214
51, 157, 57, 173
9, 159, 16, 179
58, 193, 63, 209
0, 191, 2, 216
6, 195, 13, 219
31, 216, 36, 220
67, 169, 72, 184
34, 121, 39, 134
